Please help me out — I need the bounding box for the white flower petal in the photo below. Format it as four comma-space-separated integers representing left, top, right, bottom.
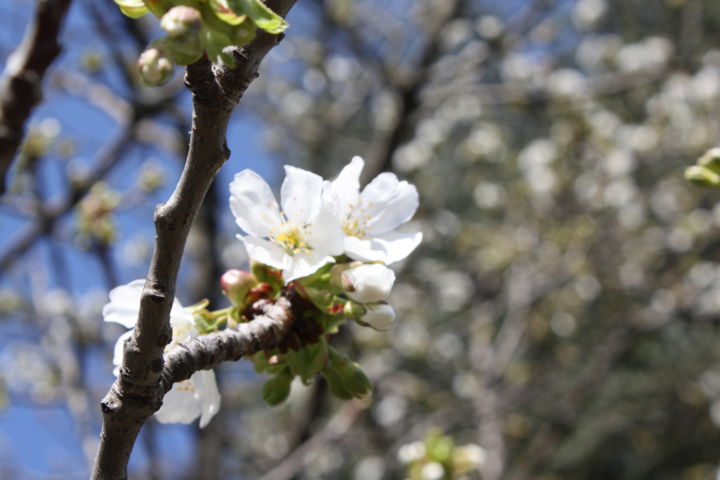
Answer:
280, 166, 323, 225
103, 279, 144, 327
361, 174, 419, 235
285, 250, 336, 282
371, 230, 423, 264
196, 370, 221, 428
344, 230, 422, 264
230, 170, 283, 237
327, 156, 363, 216
240, 235, 290, 272
304, 204, 345, 257
155, 378, 202, 425
113, 330, 134, 367
155, 369, 220, 428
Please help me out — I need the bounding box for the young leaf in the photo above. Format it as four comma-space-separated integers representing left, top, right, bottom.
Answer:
113, 0, 149, 18
229, 0, 288, 34
262, 369, 292, 406
210, 0, 248, 25
286, 338, 328, 381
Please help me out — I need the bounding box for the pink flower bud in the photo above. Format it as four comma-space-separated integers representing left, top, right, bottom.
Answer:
220, 269, 257, 306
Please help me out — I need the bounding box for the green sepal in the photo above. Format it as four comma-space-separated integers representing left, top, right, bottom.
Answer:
113, 0, 149, 18
228, 0, 288, 34
317, 312, 345, 334
210, 0, 248, 25
685, 165, 720, 188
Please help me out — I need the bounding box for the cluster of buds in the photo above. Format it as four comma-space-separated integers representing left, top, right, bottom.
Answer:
686, 148, 720, 188
76, 182, 119, 248
398, 431, 486, 480
217, 260, 392, 404
114, 0, 288, 85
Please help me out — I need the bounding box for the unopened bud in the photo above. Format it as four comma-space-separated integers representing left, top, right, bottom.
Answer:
698, 147, 720, 174
220, 269, 257, 306
137, 47, 173, 85
685, 165, 720, 187
160, 6, 202, 37
361, 303, 396, 331
343, 264, 395, 303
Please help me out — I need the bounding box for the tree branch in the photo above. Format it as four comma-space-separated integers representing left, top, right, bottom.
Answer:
0, 0, 72, 197
161, 297, 294, 389
92, 2, 297, 478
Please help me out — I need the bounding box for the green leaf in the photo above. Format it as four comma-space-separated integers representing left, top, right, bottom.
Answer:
262, 370, 292, 406
286, 339, 328, 381
210, 0, 247, 25
322, 367, 354, 400
252, 351, 269, 373
113, 0, 149, 18
228, 0, 288, 34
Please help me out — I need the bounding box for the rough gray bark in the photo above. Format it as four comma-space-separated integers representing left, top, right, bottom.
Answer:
0, 0, 72, 196
92, 2, 297, 478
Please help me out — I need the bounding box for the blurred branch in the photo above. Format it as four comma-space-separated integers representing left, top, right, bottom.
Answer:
0, 121, 136, 273
92, 2, 297, 477
258, 401, 363, 480
0, 0, 72, 196
369, 0, 463, 178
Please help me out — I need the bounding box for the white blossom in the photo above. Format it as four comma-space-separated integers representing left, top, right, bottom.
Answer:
343, 264, 396, 303
230, 166, 344, 282
103, 280, 220, 428
324, 156, 422, 264
362, 303, 396, 331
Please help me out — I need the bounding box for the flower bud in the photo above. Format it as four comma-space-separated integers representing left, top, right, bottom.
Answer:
160, 6, 202, 37
137, 47, 173, 85
685, 165, 720, 187
220, 269, 257, 306
361, 303, 396, 331
342, 264, 395, 303
699, 147, 720, 173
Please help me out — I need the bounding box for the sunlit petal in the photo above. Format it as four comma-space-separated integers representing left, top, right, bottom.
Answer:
230, 170, 283, 237
280, 166, 323, 225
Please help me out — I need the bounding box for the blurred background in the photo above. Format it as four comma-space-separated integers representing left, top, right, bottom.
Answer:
2, 0, 720, 478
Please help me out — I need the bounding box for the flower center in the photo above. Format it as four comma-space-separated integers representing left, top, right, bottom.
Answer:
271, 224, 312, 255
342, 203, 372, 239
